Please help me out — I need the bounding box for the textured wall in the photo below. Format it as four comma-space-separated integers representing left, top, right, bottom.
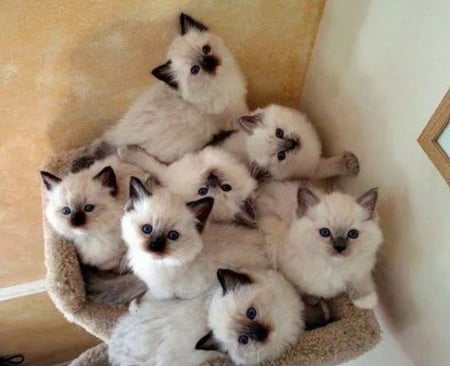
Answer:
301, 0, 450, 364
0, 0, 324, 287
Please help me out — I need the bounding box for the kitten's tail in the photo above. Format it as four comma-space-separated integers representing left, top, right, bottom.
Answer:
86, 273, 147, 305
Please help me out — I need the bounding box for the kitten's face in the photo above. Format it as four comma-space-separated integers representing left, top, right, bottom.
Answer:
190, 148, 257, 224
239, 105, 322, 180
121, 177, 214, 265
152, 13, 246, 114
293, 188, 383, 261
197, 269, 304, 365
41, 167, 119, 238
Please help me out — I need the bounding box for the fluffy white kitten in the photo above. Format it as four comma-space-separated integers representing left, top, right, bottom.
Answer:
118, 145, 257, 225
108, 268, 304, 366
220, 104, 359, 180
71, 13, 247, 172
276, 186, 383, 309
41, 156, 144, 270
122, 177, 269, 300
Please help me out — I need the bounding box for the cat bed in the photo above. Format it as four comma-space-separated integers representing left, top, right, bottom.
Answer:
42, 149, 381, 365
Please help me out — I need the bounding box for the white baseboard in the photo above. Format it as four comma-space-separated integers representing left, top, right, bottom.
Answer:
0, 279, 47, 302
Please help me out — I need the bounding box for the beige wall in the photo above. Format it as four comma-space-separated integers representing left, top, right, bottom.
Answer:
0, 1, 324, 363
301, 0, 450, 364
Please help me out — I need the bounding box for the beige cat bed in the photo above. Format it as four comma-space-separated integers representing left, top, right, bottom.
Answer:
42, 149, 381, 366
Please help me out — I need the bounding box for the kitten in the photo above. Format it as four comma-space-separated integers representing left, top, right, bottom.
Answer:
277, 186, 383, 309
71, 13, 247, 172
118, 145, 257, 225
122, 177, 269, 300
108, 268, 304, 366
220, 104, 359, 180
41, 156, 144, 270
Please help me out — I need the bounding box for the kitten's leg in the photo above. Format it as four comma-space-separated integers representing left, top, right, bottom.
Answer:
117, 145, 165, 175
313, 151, 360, 179
348, 274, 378, 309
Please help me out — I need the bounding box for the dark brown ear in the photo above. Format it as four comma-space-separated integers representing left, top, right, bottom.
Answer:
186, 197, 214, 233
237, 114, 262, 134
217, 269, 252, 295
40, 171, 61, 191
356, 187, 378, 220
234, 199, 257, 227
128, 176, 151, 204
151, 61, 178, 89
195, 331, 221, 352
180, 13, 208, 35
297, 187, 320, 216
93, 166, 118, 196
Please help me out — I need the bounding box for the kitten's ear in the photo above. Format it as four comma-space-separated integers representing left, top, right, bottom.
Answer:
356, 187, 378, 220
250, 161, 271, 182
151, 61, 178, 89
238, 113, 262, 134
93, 166, 118, 196
217, 269, 252, 295
40, 171, 61, 191
128, 176, 151, 206
186, 197, 214, 233
195, 331, 221, 352
297, 187, 320, 216
180, 13, 208, 35
235, 199, 257, 227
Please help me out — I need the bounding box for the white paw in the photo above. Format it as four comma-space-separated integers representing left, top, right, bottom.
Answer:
353, 292, 378, 309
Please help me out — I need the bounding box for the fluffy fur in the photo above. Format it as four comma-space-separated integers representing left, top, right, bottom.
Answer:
122, 178, 269, 300
41, 156, 144, 270
72, 13, 247, 171
118, 145, 257, 225
221, 104, 359, 180
108, 268, 304, 366
277, 187, 383, 309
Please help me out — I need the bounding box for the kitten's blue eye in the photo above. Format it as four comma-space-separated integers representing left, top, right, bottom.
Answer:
198, 187, 208, 196
221, 184, 232, 192
347, 229, 359, 239
167, 230, 179, 241
191, 65, 200, 75
246, 307, 257, 320
319, 228, 331, 237
277, 151, 286, 161
238, 335, 249, 345
61, 207, 71, 215
202, 45, 211, 54
142, 224, 153, 234
84, 204, 95, 212
276, 128, 284, 138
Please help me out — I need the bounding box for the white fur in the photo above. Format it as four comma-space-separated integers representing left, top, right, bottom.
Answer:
103, 24, 247, 163
108, 269, 304, 366
118, 145, 257, 224
44, 156, 144, 270
277, 190, 383, 308
122, 187, 269, 299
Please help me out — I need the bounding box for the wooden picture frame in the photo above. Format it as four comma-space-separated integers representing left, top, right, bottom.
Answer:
418, 89, 450, 185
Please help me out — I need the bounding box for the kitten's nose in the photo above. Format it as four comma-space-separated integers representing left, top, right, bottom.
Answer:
250, 325, 269, 342
200, 55, 219, 73
283, 138, 298, 151
149, 235, 166, 252
207, 173, 219, 188
333, 237, 347, 253
70, 211, 86, 227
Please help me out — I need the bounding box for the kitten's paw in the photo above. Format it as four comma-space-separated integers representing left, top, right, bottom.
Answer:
341, 151, 360, 176
353, 291, 378, 309
117, 145, 145, 163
